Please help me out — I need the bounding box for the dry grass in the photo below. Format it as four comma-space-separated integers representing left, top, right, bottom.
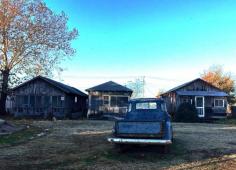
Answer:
0, 120, 236, 170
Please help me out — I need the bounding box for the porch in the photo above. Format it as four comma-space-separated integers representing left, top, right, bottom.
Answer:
178, 93, 227, 119
13, 95, 66, 118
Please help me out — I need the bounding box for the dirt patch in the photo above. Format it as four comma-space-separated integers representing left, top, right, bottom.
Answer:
0, 120, 236, 169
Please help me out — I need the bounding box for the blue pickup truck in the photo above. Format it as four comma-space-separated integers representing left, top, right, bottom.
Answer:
108, 98, 173, 151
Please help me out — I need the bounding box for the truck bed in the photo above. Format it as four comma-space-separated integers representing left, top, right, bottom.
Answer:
115, 121, 163, 138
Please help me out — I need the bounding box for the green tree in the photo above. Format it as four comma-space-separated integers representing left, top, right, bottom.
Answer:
0, 0, 78, 114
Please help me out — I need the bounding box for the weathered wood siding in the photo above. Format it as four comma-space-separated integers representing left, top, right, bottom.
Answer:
162, 92, 176, 114
162, 79, 228, 118
12, 79, 87, 118
177, 80, 220, 92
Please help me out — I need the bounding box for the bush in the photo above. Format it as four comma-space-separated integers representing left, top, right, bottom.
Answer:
175, 103, 199, 122
231, 106, 236, 119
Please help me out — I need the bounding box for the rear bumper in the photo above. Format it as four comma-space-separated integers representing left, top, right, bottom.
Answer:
107, 137, 172, 145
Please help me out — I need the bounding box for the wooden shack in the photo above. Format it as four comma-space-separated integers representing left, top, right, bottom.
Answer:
86, 81, 133, 117
11, 76, 87, 118
161, 78, 228, 119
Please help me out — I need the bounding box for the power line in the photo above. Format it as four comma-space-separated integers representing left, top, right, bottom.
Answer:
63, 75, 183, 82
146, 76, 182, 82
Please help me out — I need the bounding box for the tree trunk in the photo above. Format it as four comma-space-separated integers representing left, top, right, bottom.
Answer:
0, 70, 10, 115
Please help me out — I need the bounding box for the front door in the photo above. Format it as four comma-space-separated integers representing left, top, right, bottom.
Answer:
195, 96, 205, 117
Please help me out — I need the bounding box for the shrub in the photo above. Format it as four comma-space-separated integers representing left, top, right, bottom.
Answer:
175, 103, 199, 122
231, 106, 236, 119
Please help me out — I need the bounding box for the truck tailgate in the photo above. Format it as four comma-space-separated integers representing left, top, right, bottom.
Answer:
116, 121, 163, 138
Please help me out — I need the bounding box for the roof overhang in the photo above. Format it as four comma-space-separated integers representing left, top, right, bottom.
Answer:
176, 91, 228, 97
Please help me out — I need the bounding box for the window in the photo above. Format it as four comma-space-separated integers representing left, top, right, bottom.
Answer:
30, 95, 35, 107
110, 96, 116, 107
44, 96, 50, 106
136, 102, 157, 110
182, 98, 192, 104
181, 96, 192, 104
58, 97, 63, 107
214, 99, 224, 107
103, 96, 109, 105
52, 96, 64, 107
117, 97, 128, 107
36, 96, 42, 107
196, 97, 203, 107
52, 96, 57, 107
23, 96, 28, 105
110, 96, 128, 107
75, 97, 78, 103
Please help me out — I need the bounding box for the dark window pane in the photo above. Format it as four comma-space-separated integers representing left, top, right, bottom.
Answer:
91, 96, 100, 109
36, 96, 42, 107
196, 97, 203, 107
103, 96, 109, 105
218, 100, 223, 106
215, 99, 224, 107
116, 97, 128, 107
58, 96, 63, 107
110, 96, 117, 107
44, 96, 50, 106
16, 96, 20, 106
30, 96, 35, 107
23, 96, 28, 105
52, 96, 57, 107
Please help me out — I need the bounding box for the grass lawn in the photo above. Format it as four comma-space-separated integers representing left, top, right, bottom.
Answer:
214, 118, 236, 125
0, 120, 235, 169
0, 126, 42, 146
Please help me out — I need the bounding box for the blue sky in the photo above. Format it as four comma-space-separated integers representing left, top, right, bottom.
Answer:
44, 0, 236, 96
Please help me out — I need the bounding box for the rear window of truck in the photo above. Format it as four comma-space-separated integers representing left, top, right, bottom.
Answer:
136, 102, 157, 110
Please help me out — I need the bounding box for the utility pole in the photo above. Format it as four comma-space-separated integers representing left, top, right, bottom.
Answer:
142, 76, 145, 97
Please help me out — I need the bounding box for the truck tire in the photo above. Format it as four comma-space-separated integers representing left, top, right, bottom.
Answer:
114, 144, 129, 153
162, 145, 170, 154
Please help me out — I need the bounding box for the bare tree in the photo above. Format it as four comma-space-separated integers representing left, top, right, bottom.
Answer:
0, 0, 78, 114
126, 78, 145, 98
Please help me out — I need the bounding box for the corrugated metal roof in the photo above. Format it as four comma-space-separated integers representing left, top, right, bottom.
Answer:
176, 91, 228, 97
86, 81, 133, 92
13, 76, 87, 97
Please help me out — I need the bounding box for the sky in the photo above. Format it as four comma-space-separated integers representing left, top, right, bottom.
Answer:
44, 0, 236, 97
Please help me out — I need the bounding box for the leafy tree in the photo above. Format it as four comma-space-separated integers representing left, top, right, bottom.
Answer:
201, 65, 236, 105
0, 0, 78, 114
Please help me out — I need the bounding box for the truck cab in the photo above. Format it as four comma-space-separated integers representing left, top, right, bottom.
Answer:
108, 98, 173, 150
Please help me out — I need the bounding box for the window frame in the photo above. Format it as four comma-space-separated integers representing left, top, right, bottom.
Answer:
52, 96, 64, 107
135, 102, 157, 110
182, 98, 193, 104
214, 99, 224, 107
110, 96, 129, 107
103, 95, 110, 106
